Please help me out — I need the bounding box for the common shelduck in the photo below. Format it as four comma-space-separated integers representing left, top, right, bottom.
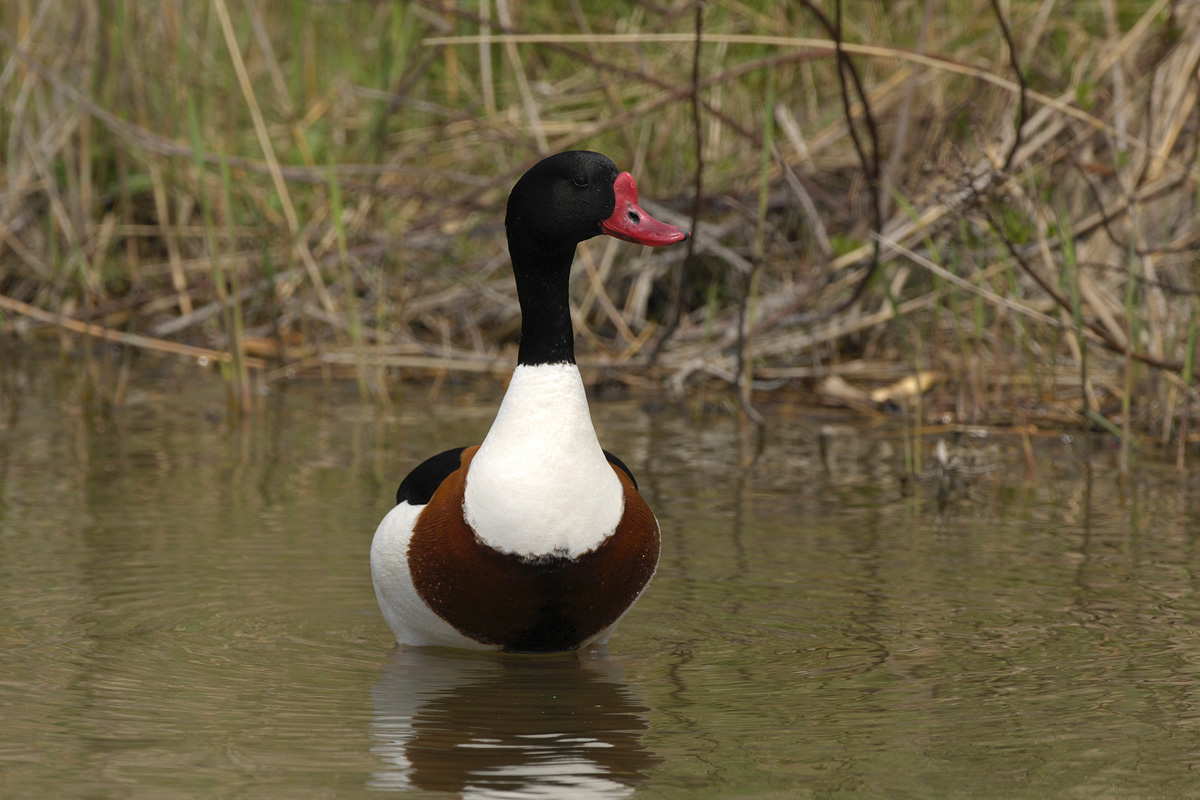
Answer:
370, 151, 689, 652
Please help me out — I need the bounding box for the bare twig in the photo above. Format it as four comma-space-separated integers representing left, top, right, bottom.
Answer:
788, 0, 882, 325
0, 292, 266, 368
989, 0, 1029, 170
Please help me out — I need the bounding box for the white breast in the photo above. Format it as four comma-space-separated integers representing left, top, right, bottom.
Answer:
463, 363, 624, 559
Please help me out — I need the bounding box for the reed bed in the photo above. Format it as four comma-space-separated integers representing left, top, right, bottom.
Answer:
1, 1, 1198, 463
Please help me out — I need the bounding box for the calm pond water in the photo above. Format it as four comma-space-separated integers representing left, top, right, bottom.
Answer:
3, 346, 1200, 798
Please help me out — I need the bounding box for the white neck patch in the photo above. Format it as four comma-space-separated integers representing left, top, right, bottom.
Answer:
463, 363, 624, 559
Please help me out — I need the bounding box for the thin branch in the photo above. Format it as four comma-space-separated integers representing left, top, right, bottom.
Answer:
0, 292, 266, 369
788, 0, 882, 325
989, 0, 1028, 171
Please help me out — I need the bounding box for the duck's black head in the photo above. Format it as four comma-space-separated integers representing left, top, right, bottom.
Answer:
504, 151, 688, 366
505, 151, 688, 249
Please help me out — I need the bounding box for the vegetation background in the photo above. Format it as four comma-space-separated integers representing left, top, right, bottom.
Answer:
2, 0, 1198, 468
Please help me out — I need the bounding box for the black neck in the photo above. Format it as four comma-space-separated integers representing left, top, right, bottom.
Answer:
509, 236, 578, 366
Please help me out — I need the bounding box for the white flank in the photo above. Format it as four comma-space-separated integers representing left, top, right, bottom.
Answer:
464, 363, 624, 559
370, 502, 496, 649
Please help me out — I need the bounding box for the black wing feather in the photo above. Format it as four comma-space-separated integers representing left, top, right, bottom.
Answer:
603, 450, 638, 490
395, 447, 468, 506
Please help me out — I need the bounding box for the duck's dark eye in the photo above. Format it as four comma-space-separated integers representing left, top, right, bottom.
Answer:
573, 176, 589, 187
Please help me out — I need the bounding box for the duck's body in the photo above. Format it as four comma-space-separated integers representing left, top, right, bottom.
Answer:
371, 152, 688, 652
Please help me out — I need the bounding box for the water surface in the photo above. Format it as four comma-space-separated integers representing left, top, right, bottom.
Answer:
2, 348, 1200, 798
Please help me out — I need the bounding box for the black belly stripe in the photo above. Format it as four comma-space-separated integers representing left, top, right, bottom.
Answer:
407, 447, 659, 652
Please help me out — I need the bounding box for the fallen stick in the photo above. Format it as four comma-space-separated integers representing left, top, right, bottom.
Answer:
0, 293, 266, 369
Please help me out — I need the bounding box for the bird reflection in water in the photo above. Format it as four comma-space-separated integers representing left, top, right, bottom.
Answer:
369, 648, 660, 797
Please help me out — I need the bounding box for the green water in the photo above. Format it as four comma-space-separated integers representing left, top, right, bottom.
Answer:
2, 350, 1200, 798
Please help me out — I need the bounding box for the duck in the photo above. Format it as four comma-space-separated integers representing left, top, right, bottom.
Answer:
371, 151, 689, 653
